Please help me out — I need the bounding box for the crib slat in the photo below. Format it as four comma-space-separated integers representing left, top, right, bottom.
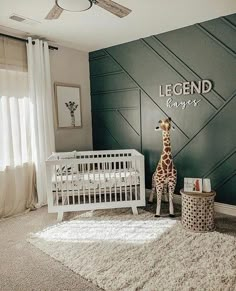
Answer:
71, 163, 75, 205
93, 162, 96, 204
109, 162, 112, 203
98, 162, 101, 203
114, 161, 117, 202
82, 163, 86, 204
54, 165, 58, 206
134, 159, 137, 201
124, 162, 127, 201
129, 161, 132, 201
60, 164, 63, 205
103, 161, 106, 203
66, 165, 69, 205
118, 161, 121, 202
76, 162, 79, 204
87, 162, 91, 204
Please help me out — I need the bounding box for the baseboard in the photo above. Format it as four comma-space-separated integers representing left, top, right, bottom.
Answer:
173, 194, 236, 217
214, 202, 236, 217
145, 190, 236, 217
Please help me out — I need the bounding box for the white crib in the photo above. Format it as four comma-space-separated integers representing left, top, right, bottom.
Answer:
46, 149, 145, 221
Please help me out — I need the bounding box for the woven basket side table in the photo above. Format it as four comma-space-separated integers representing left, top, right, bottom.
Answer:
180, 189, 216, 232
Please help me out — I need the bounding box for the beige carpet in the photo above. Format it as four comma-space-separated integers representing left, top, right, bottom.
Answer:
28, 208, 236, 291
0, 207, 102, 291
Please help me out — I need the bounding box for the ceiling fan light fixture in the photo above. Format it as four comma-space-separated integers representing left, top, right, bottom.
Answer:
56, 0, 93, 12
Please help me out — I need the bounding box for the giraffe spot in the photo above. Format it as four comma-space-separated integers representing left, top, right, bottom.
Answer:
162, 154, 168, 160
162, 163, 167, 170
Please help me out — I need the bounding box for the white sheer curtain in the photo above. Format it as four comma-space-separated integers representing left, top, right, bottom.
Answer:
27, 37, 55, 206
0, 37, 35, 218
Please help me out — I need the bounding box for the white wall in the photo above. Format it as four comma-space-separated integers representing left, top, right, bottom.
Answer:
50, 45, 93, 152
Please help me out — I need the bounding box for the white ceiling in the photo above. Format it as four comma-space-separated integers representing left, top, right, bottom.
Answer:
0, 0, 236, 52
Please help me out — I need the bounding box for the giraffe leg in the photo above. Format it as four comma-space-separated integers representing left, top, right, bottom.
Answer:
163, 183, 168, 202
168, 179, 176, 217
155, 182, 164, 217
148, 173, 156, 203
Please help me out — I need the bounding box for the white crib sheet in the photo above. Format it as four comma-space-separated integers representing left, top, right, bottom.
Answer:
52, 170, 140, 192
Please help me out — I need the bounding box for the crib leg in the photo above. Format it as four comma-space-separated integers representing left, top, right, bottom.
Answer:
57, 211, 64, 222
132, 206, 138, 215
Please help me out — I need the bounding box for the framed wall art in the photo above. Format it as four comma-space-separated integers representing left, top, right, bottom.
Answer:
54, 83, 82, 129
184, 178, 203, 193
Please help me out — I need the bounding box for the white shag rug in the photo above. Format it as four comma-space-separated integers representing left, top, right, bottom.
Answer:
28, 209, 236, 291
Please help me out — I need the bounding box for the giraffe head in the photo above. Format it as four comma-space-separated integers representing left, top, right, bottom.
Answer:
155, 117, 174, 132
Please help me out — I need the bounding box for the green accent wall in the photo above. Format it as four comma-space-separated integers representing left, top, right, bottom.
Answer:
89, 13, 236, 205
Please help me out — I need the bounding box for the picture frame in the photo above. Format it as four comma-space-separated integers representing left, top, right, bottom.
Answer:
184, 178, 203, 193
54, 83, 82, 129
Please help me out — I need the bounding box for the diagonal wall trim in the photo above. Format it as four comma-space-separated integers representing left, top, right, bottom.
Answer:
141, 38, 187, 81
92, 87, 138, 96
93, 107, 139, 112
91, 70, 124, 77
89, 51, 107, 61
143, 37, 219, 110
174, 90, 236, 158
203, 149, 236, 178
117, 110, 140, 136
215, 171, 236, 191
95, 115, 122, 148
153, 35, 225, 104
104, 49, 190, 140
221, 17, 236, 31
196, 23, 236, 56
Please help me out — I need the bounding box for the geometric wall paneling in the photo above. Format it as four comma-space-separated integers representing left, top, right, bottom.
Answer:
92, 112, 121, 150
106, 40, 184, 100
90, 55, 122, 76
118, 108, 141, 136
216, 175, 236, 205
144, 36, 224, 109
89, 49, 106, 60
226, 13, 236, 26
200, 18, 236, 54
174, 94, 236, 196
205, 151, 236, 192
157, 24, 236, 100
91, 89, 140, 110
89, 13, 236, 205
106, 39, 218, 138
93, 110, 141, 151
90, 72, 137, 94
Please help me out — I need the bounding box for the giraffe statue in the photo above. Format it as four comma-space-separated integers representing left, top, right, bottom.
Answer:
65, 101, 78, 127
149, 117, 177, 217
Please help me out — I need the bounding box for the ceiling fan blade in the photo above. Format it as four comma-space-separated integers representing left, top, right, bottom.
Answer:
95, 0, 131, 18
45, 4, 63, 20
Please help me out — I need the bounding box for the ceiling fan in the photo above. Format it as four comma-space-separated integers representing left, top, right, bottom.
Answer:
45, 0, 132, 19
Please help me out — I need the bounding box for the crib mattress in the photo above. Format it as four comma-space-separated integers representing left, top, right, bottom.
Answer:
52, 170, 140, 192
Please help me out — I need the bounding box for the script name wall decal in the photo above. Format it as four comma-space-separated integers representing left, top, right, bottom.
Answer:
159, 80, 213, 109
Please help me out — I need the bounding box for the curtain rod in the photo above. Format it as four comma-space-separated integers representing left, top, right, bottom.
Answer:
0, 33, 58, 50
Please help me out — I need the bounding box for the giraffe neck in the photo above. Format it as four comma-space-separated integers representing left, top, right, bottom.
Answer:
162, 131, 171, 153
